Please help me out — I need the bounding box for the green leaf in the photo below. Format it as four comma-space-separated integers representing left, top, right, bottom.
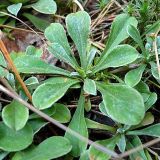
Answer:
89, 137, 118, 160
83, 79, 97, 95
2, 100, 29, 131
23, 13, 50, 31
127, 136, 148, 160
29, 119, 48, 134
26, 45, 43, 58
104, 14, 138, 52
14, 55, 71, 76
125, 64, 146, 87
135, 81, 149, 93
0, 52, 8, 77
127, 25, 145, 53
0, 51, 7, 67
25, 77, 39, 86
0, 151, 9, 160
0, 123, 33, 151
32, 0, 57, 14
99, 101, 108, 116
145, 92, 157, 110
65, 92, 88, 157
117, 134, 126, 152
80, 150, 89, 160
87, 47, 97, 68
66, 11, 91, 68
150, 61, 160, 79
135, 81, 157, 110
33, 77, 79, 110
97, 83, 145, 125
51, 103, 71, 123
7, 3, 22, 16
131, 112, 154, 130
45, 23, 79, 69
86, 118, 115, 133
127, 124, 160, 137
93, 45, 139, 73
20, 136, 71, 160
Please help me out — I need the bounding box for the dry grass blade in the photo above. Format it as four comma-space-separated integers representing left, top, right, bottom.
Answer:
91, 0, 114, 29
0, 12, 45, 43
0, 24, 43, 35
153, 29, 160, 78
0, 84, 119, 158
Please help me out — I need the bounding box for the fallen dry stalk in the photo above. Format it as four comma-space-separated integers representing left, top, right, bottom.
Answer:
153, 29, 160, 78
0, 84, 119, 159
0, 32, 32, 102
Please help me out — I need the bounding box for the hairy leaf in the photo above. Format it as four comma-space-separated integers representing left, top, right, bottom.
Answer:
97, 83, 145, 125
45, 23, 79, 69
93, 45, 139, 73
104, 14, 138, 52
14, 55, 70, 76
66, 11, 91, 68
33, 77, 79, 109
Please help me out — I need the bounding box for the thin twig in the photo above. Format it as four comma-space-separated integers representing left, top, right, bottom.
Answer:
0, 12, 45, 43
91, 0, 114, 29
0, 24, 43, 35
0, 84, 119, 158
113, 138, 160, 159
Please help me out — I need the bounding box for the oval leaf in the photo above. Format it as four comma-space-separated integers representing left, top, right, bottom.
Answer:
66, 11, 91, 68
51, 103, 71, 123
21, 136, 71, 160
0, 123, 33, 151
97, 83, 145, 125
32, 0, 57, 14
125, 64, 146, 87
45, 23, 79, 69
93, 45, 139, 73
33, 77, 79, 109
2, 100, 29, 131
